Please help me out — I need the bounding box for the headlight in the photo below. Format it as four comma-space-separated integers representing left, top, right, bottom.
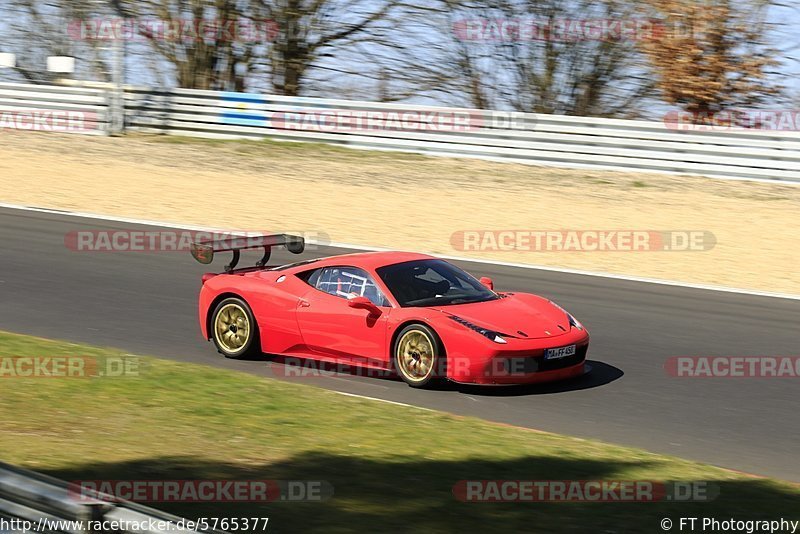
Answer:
449, 316, 508, 343
550, 301, 583, 330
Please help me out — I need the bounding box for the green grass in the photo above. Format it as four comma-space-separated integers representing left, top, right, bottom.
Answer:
0, 331, 797, 533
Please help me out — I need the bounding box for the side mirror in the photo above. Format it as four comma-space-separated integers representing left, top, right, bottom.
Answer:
348, 296, 382, 316
479, 277, 494, 290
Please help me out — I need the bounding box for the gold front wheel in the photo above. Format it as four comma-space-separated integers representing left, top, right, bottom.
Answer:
394, 325, 443, 388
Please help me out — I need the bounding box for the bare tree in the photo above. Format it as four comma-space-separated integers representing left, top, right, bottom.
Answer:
112, 0, 264, 91
252, 0, 399, 96
390, 0, 655, 116
494, 0, 655, 116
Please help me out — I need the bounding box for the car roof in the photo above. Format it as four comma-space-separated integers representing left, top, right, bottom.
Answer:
284, 251, 436, 272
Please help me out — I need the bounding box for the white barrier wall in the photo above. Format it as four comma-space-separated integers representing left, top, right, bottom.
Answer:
0, 83, 109, 135
3, 82, 800, 183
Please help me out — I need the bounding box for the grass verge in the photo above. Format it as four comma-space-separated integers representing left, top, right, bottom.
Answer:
0, 331, 797, 533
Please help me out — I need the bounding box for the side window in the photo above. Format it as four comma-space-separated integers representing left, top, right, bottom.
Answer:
304, 268, 322, 287
315, 266, 388, 306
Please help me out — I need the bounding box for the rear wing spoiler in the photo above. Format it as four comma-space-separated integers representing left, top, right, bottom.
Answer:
190, 233, 305, 272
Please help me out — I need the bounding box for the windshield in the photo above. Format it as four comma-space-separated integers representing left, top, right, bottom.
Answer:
376, 259, 498, 307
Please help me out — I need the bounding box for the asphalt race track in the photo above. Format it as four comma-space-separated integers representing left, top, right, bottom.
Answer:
2, 206, 799, 481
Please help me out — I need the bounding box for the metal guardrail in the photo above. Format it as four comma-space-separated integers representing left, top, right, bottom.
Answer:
0, 463, 222, 534
0, 83, 109, 135
2, 82, 800, 182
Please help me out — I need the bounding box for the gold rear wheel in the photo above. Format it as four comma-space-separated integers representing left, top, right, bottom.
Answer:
211, 298, 259, 359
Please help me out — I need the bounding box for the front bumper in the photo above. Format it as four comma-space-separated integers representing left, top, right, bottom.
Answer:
447, 331, 590, 385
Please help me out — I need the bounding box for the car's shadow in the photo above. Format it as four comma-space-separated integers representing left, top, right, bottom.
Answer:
263, 355, 621, 396
443, 360, 623, 397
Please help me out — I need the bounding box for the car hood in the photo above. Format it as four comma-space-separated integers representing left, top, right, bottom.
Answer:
431, 292, 571, 339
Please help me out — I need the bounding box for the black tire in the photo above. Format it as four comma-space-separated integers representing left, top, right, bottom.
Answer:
210, 297, 260, 359
393, 323, 446, 388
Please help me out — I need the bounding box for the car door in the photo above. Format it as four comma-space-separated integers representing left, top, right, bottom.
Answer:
295, 266, 391, 366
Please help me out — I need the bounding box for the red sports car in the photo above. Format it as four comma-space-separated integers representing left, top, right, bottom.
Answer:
191, 234, 589, 388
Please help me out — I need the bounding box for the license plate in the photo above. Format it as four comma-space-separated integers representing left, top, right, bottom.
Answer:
544, 345, 576, 360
